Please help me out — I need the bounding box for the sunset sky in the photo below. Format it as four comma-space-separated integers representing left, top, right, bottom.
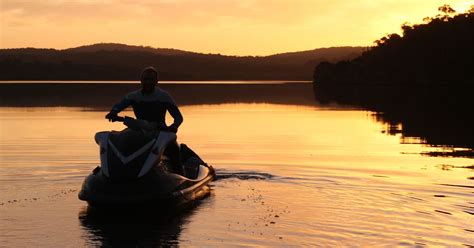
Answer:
1, 0, 472, 56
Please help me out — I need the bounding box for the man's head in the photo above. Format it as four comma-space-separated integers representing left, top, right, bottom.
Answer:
140, 66, 159, 93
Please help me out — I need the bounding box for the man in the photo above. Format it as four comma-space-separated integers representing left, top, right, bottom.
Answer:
105, 66, 183, 132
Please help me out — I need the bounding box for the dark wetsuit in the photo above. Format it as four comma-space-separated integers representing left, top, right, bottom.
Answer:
111, 88, 183, 128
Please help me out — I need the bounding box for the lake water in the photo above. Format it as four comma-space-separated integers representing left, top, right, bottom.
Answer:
0, 80, 310, 84
0, 90, 473, 246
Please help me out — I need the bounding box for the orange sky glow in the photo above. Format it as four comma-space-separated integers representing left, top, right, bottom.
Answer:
0, 0, 472, 55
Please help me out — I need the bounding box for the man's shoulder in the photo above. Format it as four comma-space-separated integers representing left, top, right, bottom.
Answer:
154, 88, 174, 103
154, 87, 170, 96
124, 88, 176, 104
125, 90, 142, 100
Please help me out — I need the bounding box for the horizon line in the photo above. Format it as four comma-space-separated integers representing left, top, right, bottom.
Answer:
0, 42, 369, 58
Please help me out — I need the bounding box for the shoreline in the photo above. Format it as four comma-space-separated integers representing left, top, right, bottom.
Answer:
0, 82, 316, 107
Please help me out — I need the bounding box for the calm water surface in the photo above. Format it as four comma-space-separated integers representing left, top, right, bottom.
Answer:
0, 80, 310, 84
0, 104, 473, 247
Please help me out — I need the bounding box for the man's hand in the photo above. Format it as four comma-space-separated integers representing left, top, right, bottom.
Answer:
105, 111, 118, 122
166, 124, 178, 133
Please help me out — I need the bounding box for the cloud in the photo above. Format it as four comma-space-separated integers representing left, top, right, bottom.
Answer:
1, 0, 343, 26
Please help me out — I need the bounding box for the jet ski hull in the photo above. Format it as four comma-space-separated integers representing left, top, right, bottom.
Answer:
79, 164, 215, 209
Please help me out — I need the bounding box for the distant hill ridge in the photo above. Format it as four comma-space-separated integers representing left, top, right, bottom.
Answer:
63, 43, 192, 56
0, 43, 363, 80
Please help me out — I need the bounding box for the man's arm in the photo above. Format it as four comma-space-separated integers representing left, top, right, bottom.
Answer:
167, 104, 183, 129
111, 97, 132, 113
106, 97, 132, 121
162, 91, 183, 130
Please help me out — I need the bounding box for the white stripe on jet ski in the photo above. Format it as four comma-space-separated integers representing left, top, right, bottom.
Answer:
138, 131, 177, 177
96, 132, 111, 177
108, 139, 156, 165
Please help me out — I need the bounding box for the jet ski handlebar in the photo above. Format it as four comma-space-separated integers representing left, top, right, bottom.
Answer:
112, 115, 177, 133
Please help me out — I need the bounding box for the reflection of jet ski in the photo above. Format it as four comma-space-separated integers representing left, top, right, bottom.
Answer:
79, 204, 196, 247
78, 116, 215, 208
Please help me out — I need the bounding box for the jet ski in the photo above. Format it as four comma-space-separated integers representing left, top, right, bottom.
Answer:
78, 116, 215, 208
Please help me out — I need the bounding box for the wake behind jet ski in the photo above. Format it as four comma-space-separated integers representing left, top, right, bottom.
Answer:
78, 115, 215, 208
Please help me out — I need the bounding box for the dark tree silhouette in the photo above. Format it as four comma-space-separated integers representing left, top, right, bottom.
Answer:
313, 5, 474, 154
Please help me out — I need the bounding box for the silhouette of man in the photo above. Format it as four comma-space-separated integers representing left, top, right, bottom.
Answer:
105, 66, 183, 132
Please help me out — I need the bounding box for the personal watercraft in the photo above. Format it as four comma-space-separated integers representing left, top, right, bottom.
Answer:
78, 116, 215, 208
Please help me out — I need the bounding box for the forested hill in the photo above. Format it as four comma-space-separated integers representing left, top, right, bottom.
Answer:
0, 44, 362, 80
313, 5, 474, 151
314, 5, 474, 89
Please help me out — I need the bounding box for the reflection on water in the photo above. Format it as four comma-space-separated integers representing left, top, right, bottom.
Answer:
0, 104, 473, 246
371, 111, 474, 158
78, 198, 208, 247
314, 84, 474, 158
0, 82, 316, 107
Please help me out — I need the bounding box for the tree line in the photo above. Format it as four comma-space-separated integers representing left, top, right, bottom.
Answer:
314, 5, 474, 91
0, 44, 362, 81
